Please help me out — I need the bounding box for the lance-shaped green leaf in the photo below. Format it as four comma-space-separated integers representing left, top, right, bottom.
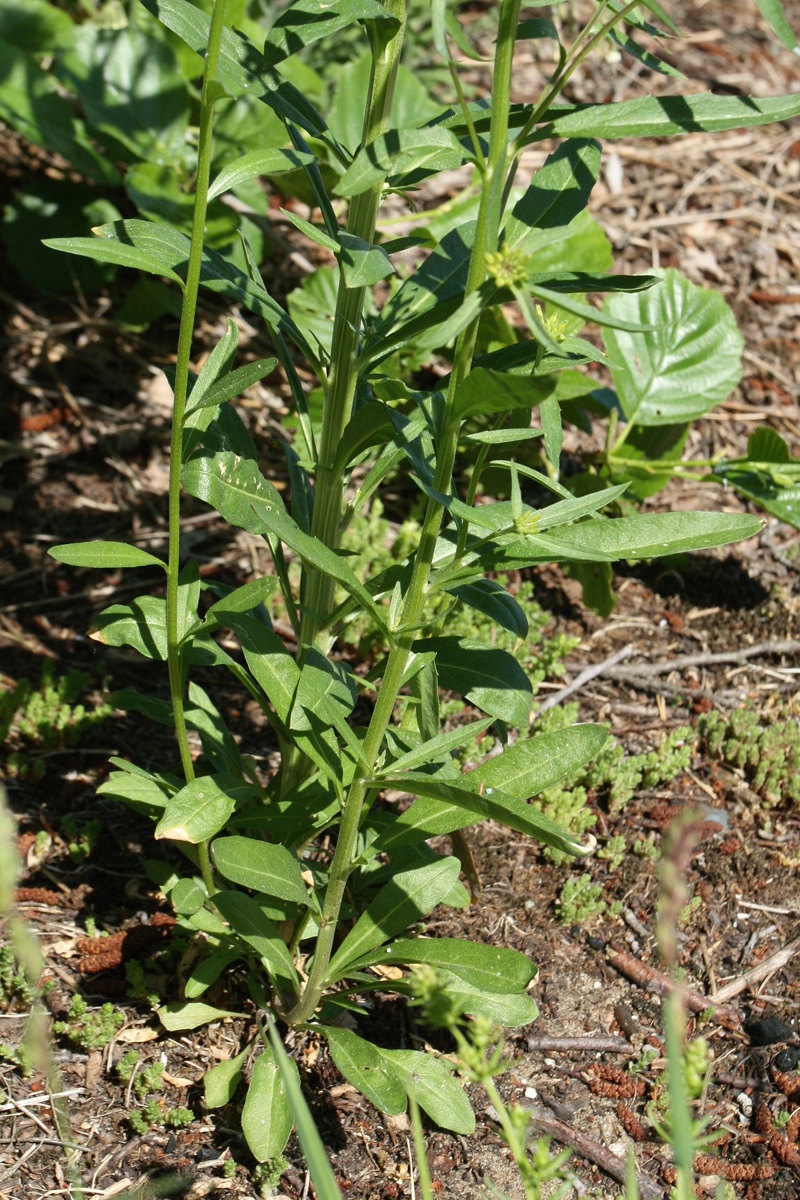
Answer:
185, 357, 278, 416
505, 139, 601, 247
223, 614, 298, 725
429, 971, 538, 1027
213, 890, 299, 991
324, 1026, 405, 1114
445, 578, 529, 640
715, 429, 800, 530
85, 219, 310, 355
324, 1028, 474, 1134
328, 858, 462, 980
412, 637, 532, 729
48, 541, 166, 570
204, 1048, 248, 1108
264, 1020, 344, 1200
346, 938, 536, 995
291, 650, 357, 733
139, 0, 333, 143
384, 718, 495, 775
332, 402, 395, 476
604, 269, 743, 426
262, 0, 398, 69
539, 510, 763, 560
157, 1001, 242, 1031
184, 948, 241, 997
96, 770, 170, 818
533, 92, 800, 141
375, 773, 589, 857
241, 1046, 296, 1162
338, 233, 395, 288
213, 837, 308, 906
361, 224, 474, 358
43, 234, 184, 285
453, 367, 556, 419
371, 724, 608, 854
208, 148, 315, 201
155, 776, 239, 844
200, 577, 279, 632
753, 0, 798, 51
336, 127, 464, 197
89, 597, 168, 660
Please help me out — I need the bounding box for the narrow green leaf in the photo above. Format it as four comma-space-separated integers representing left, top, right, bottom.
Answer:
262, 0, 398, 69
378, 773, 588, 857
535, 92, 800, 140
265, 1019, 344, 1200
96, 770, 169, 817
753, 0, 798, 52
325, 1030, 474, 1134
213, 890, 299, 991
241, 1047, 295, 1161
204, 1049, 248, 1108
155, 776, 238, 844
385, 718, 495, 775
184, 948, 241, 998
48, 541, 166, 570
185, 358, 278, 415
335, 128, 463, 197
412, 637, 532, 729
446, 578, 529, 640
212, 837, 308, 905
328, 858, 462, 980
43, 235, 184, 285
453, 367, 555, 419
324, 1026, 406, 1115
208, 148, 315, 200
338, 233, 395, 288
202, 577, 279, 629
505, 140, 601, 246
89, 597, 168, 660
157, 1001, 241, 1031
349, 938, 536, 994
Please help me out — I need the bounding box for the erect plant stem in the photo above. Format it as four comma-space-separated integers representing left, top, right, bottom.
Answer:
299, 0, 409, 658
165, 0, 228, 898
284, 0, 523, 1027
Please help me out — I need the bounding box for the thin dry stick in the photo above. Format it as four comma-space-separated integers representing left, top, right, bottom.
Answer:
606, 639, 800, 678
522, 1106, 667, 1200
526, 1035, 635, 1055
536, 645, 634, 713
712, 935, 800, 1005
606, 947, 740, 1027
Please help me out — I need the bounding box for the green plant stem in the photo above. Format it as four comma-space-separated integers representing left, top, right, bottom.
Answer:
284, 0, 522, 1026
165, 0, 228, 897
299, 1, 409, 657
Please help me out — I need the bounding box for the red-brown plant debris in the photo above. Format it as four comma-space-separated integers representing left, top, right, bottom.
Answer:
695, 1156, 775, 1182
771, 1067, 800, 1105
616, 1103, 649, 1141
582, 1063, 646, 1099
15, 886, 67, 907
77, 912, 175, 974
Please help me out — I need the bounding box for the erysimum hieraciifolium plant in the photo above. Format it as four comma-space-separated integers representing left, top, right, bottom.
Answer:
45, 0, 797, 1162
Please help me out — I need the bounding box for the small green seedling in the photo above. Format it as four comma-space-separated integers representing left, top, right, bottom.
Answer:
53, 995, 124, 1051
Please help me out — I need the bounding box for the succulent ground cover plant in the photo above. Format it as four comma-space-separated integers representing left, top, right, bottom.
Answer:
38, 0, 800, 1167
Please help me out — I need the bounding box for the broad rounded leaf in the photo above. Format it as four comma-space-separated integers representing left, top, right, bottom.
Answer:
603, 269, 743, 425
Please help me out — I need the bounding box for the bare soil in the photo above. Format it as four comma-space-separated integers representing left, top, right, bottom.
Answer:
2, 4, 800, 1199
